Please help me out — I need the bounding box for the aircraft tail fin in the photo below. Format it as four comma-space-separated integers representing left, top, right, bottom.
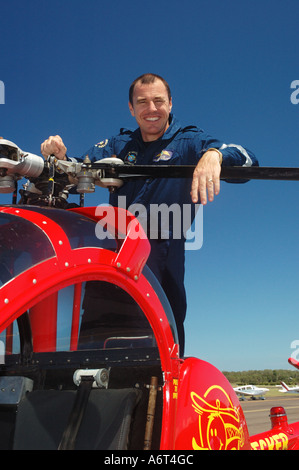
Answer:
280, 381, 290, 391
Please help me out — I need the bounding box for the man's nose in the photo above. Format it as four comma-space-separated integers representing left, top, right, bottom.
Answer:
147, 100, 158, 112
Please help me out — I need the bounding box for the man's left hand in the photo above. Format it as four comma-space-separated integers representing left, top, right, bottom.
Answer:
190, 150, 222, 204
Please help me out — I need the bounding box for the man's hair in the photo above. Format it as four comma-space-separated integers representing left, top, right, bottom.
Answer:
129, 73, 172, 105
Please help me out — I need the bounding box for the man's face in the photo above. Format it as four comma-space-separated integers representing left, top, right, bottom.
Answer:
128, 79, 172, 142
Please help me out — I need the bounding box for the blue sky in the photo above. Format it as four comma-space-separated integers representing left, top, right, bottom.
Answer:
0, 0, 298, 371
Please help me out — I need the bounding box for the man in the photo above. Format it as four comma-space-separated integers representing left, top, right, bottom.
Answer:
41, 73, 258, 355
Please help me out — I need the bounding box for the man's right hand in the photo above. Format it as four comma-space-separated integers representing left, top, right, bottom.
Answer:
41, 135, 67, 160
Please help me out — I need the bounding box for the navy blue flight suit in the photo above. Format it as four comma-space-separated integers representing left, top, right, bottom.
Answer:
78, 114, 258, 355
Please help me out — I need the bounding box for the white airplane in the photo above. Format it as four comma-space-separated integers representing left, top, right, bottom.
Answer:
279, 382, 299, 394
233, 385, 269, 400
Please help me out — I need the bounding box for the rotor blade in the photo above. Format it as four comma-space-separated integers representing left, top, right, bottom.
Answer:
92, 163, 299, 181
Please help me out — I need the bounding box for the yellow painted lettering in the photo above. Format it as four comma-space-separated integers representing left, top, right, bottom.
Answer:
251, 441, 260, 450
265, 436, 274, 450
259, 439, 267, 450
278, 433, 288, 450
251, 433, 288, 450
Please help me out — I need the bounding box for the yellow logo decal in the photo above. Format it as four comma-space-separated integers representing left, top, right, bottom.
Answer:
191, 386, 244, 450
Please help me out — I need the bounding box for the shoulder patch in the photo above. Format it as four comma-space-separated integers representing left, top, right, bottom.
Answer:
95, 139, 108, 148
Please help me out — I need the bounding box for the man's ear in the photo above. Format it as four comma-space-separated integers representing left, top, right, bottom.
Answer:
128, 101, 135, 117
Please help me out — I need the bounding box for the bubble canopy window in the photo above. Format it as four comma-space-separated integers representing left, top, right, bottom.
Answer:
0, 212, 55, 286
0, 207, 178, 358
0, 208, 117, 287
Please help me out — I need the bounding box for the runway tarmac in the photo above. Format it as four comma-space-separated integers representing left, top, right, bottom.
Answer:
241, 394, 299, 436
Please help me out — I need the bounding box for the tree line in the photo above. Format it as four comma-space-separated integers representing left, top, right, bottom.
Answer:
223, 369, 299, 386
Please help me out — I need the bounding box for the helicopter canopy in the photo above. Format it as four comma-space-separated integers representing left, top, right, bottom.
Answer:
0, 206, 178, 359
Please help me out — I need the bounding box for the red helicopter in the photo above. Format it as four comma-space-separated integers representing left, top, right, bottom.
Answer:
0, 139, 299, 451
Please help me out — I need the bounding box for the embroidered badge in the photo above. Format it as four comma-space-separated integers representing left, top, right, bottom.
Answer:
124, 151, 138, 164
153, 150, 173, 162
96, 139, 108, 148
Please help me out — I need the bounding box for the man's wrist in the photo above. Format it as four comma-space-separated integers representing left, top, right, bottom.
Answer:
206, 147, 223, 165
